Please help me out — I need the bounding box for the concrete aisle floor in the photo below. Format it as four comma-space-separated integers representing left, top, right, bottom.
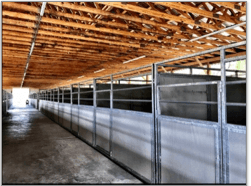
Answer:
2, 105, 142, 184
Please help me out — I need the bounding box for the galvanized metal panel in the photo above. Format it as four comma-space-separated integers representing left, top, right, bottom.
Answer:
112, 109, 152, 181
62, 103, 71, 130
71, 105, 79, 133
54, 102, 59, 123
228, 128, 246, 184
48, 102, 54, 120
96, 108, 110, 152
160, 116, 217, 184
58, 103, 64, 126
79, 105, 94, 143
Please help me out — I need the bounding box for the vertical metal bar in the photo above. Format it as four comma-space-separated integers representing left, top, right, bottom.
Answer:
70, 84, 73, 105
62, 87, 64, 103
70, 84, 73, 131
78, 83, 80, 135
78, 83, 80, 106
58, 88, 59, 103
154, 63, 160, 184
93, 79, 97, 147
217, 81, 222, 184
235, 71, 238, 78
151, 64, 156, 184
57, 87, 59, 124
221, 49, 226, 184
37, 91, 39, 110
190, 67, 193, 75
109, 75, 113, 157
53, 89, 54, 102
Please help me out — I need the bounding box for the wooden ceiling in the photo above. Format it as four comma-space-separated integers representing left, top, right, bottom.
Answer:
2, 2, 246, 89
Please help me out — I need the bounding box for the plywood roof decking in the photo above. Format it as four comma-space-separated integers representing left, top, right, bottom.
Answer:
2, 2, 246, 89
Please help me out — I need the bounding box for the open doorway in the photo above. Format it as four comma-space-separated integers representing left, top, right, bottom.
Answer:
12, 88, 29, 107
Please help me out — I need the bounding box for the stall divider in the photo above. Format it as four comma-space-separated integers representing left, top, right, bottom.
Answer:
30, 41, 246, 185
93, 79, 97, 147
109, 75, 113, 157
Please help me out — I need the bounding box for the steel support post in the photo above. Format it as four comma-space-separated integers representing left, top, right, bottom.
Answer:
151, 64, 156, 184
221, 49, 227, 184
57, 87, 59, 123
53, 89, 54, 102
154, 63, 160, 184
70, 84, 73, 105
58, 88, 59, 103
93, 79, 97, 147
78, 83, 80, 106
109, 75, 113, 157
70, 84, 73, 131
62, 88, 64, 103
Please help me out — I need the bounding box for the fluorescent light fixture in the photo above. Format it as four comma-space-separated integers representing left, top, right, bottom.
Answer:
29, 42, 35, 56
40, 2, 47, 16
123, 55, 146, 64
94, 68, 105, 73
78, 75, 85, 78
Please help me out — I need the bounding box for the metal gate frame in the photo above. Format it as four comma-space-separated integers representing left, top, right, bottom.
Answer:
154, 40, 246, 184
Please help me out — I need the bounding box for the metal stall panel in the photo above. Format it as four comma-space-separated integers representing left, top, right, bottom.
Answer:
159, 116, 219, 184
42, 100, 45, 114
58, 103, 64, 126
54, 102, 59, 123
79, 105, 94, 144
44, 101, 49, 116
62, 103, 72, 130
39, 100, 42, 111
112, 109, 152, 181
96, 108, 110, 153
71, 105, 79, 133
225, 125, 246, 184
35, 99, 37, 109
48, 101, 54, 120
2, 101, 6, 115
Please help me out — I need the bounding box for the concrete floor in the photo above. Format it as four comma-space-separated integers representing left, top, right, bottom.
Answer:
2, 105, 142, 184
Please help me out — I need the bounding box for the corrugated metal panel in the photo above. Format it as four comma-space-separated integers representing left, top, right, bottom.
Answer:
160, 116, 217, 184
228, 129, 246, 184
71, 105, 79, 133
96, 108, 110, 152
112, 109, 152, 181
79, 105, 94, 143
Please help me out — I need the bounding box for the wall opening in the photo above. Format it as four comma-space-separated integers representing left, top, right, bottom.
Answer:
12, 88, 29, 107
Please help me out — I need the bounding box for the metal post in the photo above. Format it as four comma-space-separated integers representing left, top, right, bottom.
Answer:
58, 88, 59, 103
78, 83, 80, 106
70, 84, 73, 105
53, 89, 54, 102
154, 63, 160, 184
190, 67, 193, 75
235, 71, 238, 78
151, 64, 156, 184
62, 87, 64, 103
109, 75, 113, 157
70, 84, 73, 131
93, 79, 97, 146
221, 49, 226, 184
